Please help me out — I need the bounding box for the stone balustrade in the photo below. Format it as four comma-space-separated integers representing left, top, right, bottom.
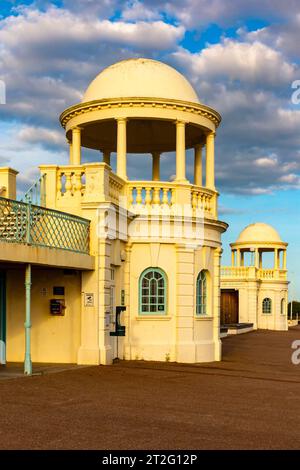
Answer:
56, 165, 85, 198
221, 267, 250, 278
128, 182, 175, 207
128, 181, 217, 217
39, 164, 218, 218
221, 266, 287, 280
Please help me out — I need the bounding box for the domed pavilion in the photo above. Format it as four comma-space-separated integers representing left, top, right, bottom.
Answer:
221, 223, 288, 331
1, 58, 229, 368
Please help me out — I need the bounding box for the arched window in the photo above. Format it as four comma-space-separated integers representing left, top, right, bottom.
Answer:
281, 298, 286, 315
139, 268, 167, 315
196, 270, 208, 315
262, 297, 272, 314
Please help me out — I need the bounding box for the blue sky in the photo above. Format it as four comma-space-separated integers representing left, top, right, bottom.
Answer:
0, 0, 300, 297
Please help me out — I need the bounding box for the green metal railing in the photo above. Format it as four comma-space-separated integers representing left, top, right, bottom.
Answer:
0, 196, 90, 254
21, 174, 46, 206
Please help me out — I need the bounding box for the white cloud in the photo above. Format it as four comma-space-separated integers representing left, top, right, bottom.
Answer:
243, 14, 300, 60
122, 1, 161, 21
0, 2, 300, 196
160, 0, 300, 29
254, 157, 278, 168
0, 6, 184, 127
172, 40, 296, 88
18, 126, 66, 149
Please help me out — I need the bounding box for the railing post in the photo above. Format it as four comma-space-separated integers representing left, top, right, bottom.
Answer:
24, 263, 32, 375
41, 174, 46, 207
26, 203, 32, 244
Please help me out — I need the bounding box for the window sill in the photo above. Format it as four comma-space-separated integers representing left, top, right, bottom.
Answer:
136, 315, 172, 321
195, 316, 213, 320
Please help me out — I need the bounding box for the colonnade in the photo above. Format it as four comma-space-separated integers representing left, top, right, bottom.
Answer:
68, 120, 216, 190
231, 248, 287, 270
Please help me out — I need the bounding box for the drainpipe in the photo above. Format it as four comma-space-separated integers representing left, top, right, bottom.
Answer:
24, 264, 32, 375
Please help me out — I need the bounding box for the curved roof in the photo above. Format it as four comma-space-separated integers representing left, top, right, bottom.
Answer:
82, 58, 200, 104
235, 223, 283, 244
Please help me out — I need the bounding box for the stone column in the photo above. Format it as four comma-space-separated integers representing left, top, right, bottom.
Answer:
39, 165, 58, 209
236, 249, 241, 267
274, 248, 279, 270
241, 251, 245, 267
103, 150, 111, 166
206, 131, 215, 190
175, 121, 187, 182
0, 167, 18, 199
116, 118, 127, 179
254, 248, 259, 268
72, 127, 81, 165
152, 152, 160, 181
194, 144, 203, 186
213, 248, 222, 360
68, 139, 73, 164
259, 251, 263, 268
231, 250, 235, 266
283, 249, 287, 270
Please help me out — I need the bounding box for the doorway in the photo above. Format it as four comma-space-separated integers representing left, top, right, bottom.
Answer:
0, 272, 6, 364
221, 289, 239, 324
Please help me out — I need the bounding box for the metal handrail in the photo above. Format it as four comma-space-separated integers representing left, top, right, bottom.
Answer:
0, 196, 90, 254
21, 174, 46, 206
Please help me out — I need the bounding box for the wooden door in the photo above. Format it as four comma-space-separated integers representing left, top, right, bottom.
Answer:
221, 289, 238, 325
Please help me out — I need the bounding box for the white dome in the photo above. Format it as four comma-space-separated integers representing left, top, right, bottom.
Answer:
82, 58, 200, 104
236, 223, 283, 244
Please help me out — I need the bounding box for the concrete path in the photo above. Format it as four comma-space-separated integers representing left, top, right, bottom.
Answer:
0, 327, 299, 449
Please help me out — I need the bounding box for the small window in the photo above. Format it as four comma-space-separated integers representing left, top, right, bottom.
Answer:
196, 270, 208, 315
139, 268, 167, 315
262, 297, 272, 314
281, 298, 286, 315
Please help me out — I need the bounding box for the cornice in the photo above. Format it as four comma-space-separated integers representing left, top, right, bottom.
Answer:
60, 97, 221, 129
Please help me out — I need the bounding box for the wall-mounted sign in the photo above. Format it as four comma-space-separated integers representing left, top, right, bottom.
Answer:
53, 286, 65, 296
121, 289, 125, 306
50, 299, 66, 316
84, 293, 94, 307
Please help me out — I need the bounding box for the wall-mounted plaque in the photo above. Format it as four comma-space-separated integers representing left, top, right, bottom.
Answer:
84, 293, 94, 307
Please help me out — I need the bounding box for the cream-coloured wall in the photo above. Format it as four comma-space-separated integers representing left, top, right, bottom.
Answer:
124, 242, 220, 364
6, 268, 81, 363
257, 283, 288, 331
193, 247, 215, 362
220, 278, 288, 331
125, 242, 177, 362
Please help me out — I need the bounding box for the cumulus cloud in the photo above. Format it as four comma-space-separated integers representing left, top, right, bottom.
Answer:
0, 1, 299, 196
148, 0, 300, 29
242, 14, 300, 61
170, 36, 300, 194
122, 1, 161, 21
172, 40, 296, 89
17, 126, 66, 150
0, 6, 184, 129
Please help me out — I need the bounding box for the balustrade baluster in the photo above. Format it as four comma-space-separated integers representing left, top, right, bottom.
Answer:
192, 191, 198, 210
65, 171, 72, 196
136, 187, 142, 205
162, 188, 169, 205
74, 171, 82, 194
153, 187, 160, 205
57, 172, 63, 197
